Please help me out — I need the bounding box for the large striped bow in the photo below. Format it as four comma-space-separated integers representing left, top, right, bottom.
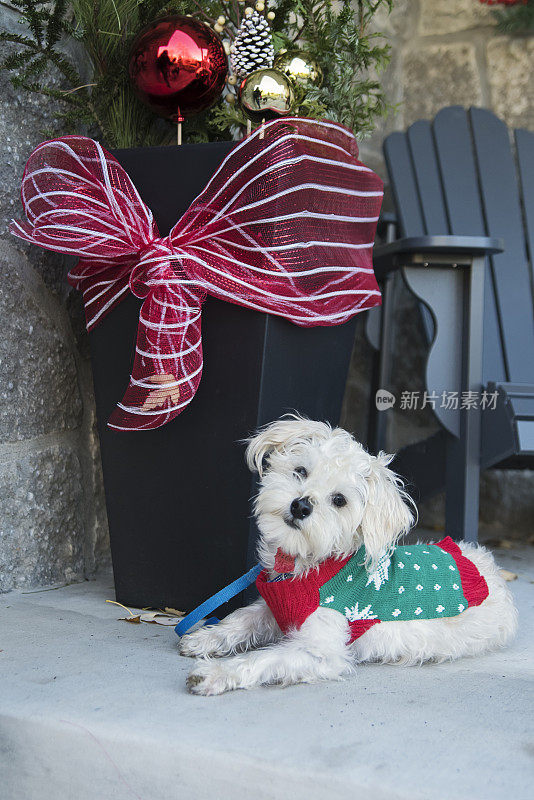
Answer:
11, 118, 383, 431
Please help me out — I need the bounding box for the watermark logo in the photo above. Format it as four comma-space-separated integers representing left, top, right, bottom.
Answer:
375, 389, 396, 410
374, 389, 499, 412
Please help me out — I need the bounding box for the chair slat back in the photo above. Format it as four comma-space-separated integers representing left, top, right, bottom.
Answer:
470, 107, 534, 383
383, 132, 426, 237
383, 105, 534, 386
432, 106, 487, 236
407, 121, 449, 235
515, 129, 534, 292
434, 107, 506, 383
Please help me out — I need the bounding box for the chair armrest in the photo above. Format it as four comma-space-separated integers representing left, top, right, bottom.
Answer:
373, 235, 504, 280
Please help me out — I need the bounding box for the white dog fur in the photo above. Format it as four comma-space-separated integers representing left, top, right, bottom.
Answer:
181, 416, 517, 695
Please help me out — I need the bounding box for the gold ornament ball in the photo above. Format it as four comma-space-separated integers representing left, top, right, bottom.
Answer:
244, 6, 254, 16
217, 15, 226, 25
239, 68, 294, 123
273, 51, 323, 88
227, 74, 238, 85
255, 1, 265, 10
267, 11, 275, 20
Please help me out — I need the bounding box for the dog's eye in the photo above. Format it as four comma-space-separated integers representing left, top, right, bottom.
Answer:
294, 466, 308, 479
332, 493, 347, 508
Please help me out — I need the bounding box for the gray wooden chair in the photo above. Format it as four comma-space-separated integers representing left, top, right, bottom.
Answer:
367, 105, 534, 542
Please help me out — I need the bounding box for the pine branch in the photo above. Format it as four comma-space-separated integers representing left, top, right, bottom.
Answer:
0, 30, 40, 49
19, 1, 45, 48
46, 0, 68, 49
46, 49, 82, 86
1, 50, 36, 70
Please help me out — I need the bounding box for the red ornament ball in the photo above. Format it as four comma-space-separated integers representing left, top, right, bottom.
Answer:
128, 15, 228, 122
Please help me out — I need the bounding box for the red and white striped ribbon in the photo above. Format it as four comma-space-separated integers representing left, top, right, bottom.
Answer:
11, 118, 383, 431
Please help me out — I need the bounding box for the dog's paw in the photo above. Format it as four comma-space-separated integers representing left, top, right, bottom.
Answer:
179, 627, 223, 658
186, 660, 237, 696
178, 630, 206, 658
186, 659, 246, 696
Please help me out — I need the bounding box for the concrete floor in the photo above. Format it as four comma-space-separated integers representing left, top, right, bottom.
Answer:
1, 542, 533, 800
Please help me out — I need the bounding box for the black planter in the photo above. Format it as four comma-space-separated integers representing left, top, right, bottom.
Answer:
89, 142, 357, 614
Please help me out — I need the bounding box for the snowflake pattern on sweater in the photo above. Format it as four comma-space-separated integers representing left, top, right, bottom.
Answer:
318, 543, 470, 622
365, 552, 391, 590
344, 603, 378, 622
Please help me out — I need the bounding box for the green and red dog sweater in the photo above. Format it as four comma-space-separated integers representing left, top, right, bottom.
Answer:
256, 537, 489, 641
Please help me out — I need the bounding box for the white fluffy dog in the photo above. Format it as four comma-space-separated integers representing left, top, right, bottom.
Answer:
181, 416, 517, 695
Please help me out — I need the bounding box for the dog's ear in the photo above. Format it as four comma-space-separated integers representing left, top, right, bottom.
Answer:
245, 416, 329, 475
360, 452, 415, 569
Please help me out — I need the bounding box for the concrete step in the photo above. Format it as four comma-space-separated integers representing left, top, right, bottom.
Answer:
1, 544, 533, 800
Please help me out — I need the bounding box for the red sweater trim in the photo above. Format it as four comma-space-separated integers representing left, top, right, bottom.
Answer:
348, 619, 380, 642
256, 555, 352, 634
435, 537, 489, 608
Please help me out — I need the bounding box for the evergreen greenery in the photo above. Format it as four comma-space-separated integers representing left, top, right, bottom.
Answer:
491, 0, 534, 34
0, 1, 394, 148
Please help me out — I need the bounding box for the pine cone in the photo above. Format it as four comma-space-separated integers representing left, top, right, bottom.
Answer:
230, 10, 274, 79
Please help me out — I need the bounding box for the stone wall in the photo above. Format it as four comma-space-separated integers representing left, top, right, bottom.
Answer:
0, 7, 109, 591
341, 0, 534, 540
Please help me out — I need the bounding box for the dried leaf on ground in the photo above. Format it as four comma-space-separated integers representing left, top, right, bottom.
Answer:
107, 599, 143, 624
164, 607, 185, 617
485, 538, 515, 550
106, 599, 184, 625
140, 612, 183, 626
499, 569, 518, 582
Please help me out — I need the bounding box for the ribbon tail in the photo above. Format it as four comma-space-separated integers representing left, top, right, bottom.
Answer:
107, 285, 203, 431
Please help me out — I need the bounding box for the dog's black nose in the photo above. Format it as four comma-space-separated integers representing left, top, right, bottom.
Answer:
290, 497, 313, 520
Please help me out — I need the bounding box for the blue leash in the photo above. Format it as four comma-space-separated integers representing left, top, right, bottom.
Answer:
175, 563, 262, 637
